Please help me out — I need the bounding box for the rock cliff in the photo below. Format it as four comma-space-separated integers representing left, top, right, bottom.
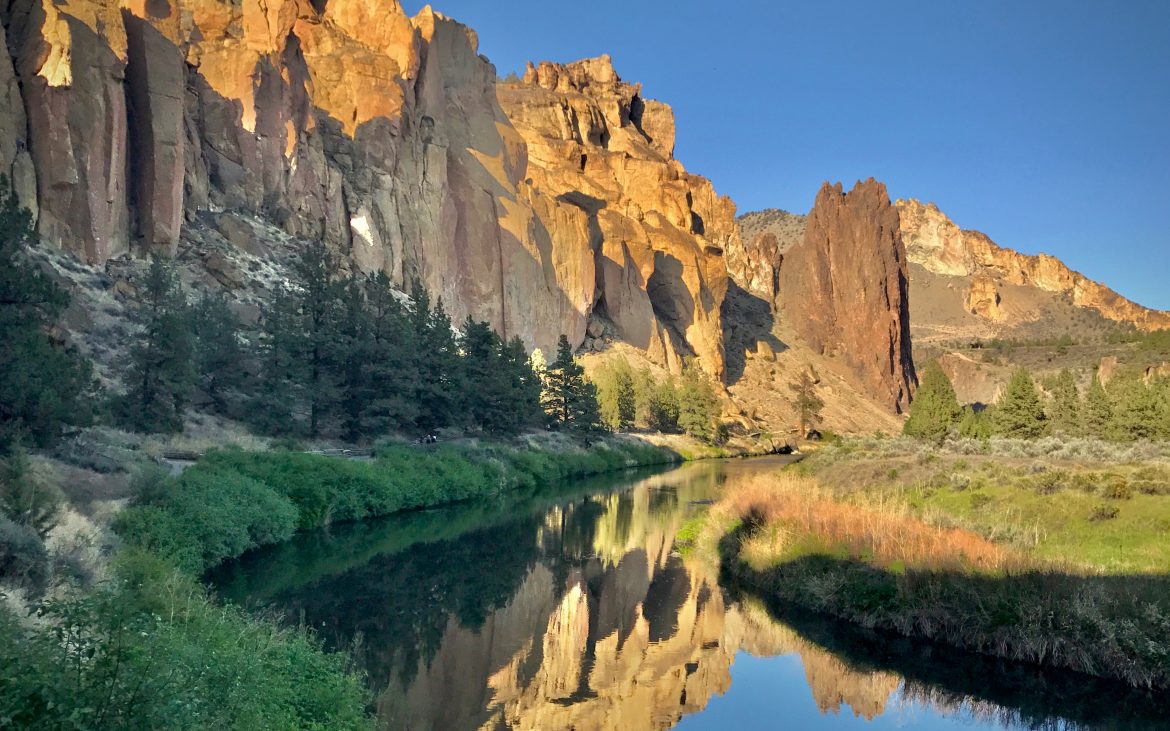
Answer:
776, 179, 917, 414
0, 0, 729, 376
897, 199, 1170, 333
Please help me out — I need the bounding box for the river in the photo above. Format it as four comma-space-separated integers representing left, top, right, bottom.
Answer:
210, 456, 1170, 730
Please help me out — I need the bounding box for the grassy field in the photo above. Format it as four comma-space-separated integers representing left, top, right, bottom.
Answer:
799, 436, 1170, 573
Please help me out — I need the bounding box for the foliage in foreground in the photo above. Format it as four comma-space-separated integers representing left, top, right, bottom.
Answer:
0, 551, 371, 730
115, 440, 678, 573
716, 473, 1170, 690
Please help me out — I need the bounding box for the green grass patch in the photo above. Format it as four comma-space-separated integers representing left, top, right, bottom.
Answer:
115, 439, 679, 574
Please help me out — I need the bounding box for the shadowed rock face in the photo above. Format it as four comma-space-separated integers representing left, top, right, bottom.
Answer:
778, 179, 917, 413
0, 0, 726, 375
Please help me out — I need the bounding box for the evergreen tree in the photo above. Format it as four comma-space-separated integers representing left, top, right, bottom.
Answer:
116, 257, 195, 433
0, 179, 95, 451
542, 335, 602, 433
410, 282, 463, 433
336, 276, 374, 442
789, 368, 825, 437
461, 317, 515, 434
502, 335, 544, 430
595, 357, 637, 431
0, 448, 63, 539
647, 378, 680, 433
1107, 373, 1160, 442
293, 242, 344, 437
191, 290, 247, 416
992, 369, 1047, 439
957, 405, 993, 440
633, 367, 657, 428
677, 359, 721, 443
363, 273, 418, 436
1081, 374, 1112, 439
1047, 368, 1081, 436
250, 286, 304, 436
903, 361, 960, 443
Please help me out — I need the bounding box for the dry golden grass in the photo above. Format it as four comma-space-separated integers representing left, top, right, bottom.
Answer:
719, 473, 1014, 573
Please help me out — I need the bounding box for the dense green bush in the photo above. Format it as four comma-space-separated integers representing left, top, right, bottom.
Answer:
0, 551, 371, 730
0, 515, 49, 591
115, 440, 678, 573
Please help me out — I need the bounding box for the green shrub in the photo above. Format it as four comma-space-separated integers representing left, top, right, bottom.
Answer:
0, 515, 49, 591
0, 552, 372, 730
1089, 504, 1120, 522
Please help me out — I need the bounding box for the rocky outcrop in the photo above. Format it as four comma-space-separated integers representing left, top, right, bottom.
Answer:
965, 274, 1003, 321
729, 208, 805, 301
778, 179, 916, 413
498, 56, 730, 377
1, 1, 726, 376
898, 199, 1170, 332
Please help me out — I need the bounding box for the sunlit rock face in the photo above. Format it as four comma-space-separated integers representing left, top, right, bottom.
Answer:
0, 1, 728, 373
897, 199, 1170, 332
778, 179, 917, 414
498, 56, 732, 377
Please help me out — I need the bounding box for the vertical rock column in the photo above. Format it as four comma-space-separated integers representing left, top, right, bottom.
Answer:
0, 28, 38, 214
124, 12, 185, 256
778, 179, 917, 413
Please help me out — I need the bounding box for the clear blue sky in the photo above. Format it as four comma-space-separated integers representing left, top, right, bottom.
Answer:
406, 1, 1170, 310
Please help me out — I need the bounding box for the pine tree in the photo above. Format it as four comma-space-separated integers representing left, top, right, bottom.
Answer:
992, 369, 1047, 439
116, 256, 195, 433
412, 286, 463, 434
363, 273, 418, 436
542, 335, 601, 433
250, 286, 304, 436
0, 178, 95, 452
337, 275, 374, 442
677, 359, 721, 442
903, 361, 960, 443
191, 290, 247, 416
633, 367, 657, 428
789, 368, 825, 437
293, 242, 343, 437
461, 317, 514, 434
502, 335, 544, 431
1047, 368, 1081, 436
1081, 373, 1112, 439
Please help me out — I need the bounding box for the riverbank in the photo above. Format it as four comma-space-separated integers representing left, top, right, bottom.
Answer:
115, 434, 684, 574
700, 458, 1170, 690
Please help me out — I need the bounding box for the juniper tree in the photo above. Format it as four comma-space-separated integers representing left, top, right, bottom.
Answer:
903, 361, 960, 443
677, 359, 721, 443
595, 357, 637, 431
336, 275, 374, 442
1047, 368, 1081, 437
1107, 373, 1160, 442
992, 369, 1047, 439
116, 257, 195, 433
1081, 374, 1112, 439
0, 178, 95, 451
647, 378, 680, 433
789, 368, 825, 437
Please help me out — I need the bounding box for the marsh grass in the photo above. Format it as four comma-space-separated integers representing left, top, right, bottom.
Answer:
716, 473, 1170, 689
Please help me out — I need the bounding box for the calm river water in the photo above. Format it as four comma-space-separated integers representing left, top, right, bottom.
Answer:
211, 456, 1170, 730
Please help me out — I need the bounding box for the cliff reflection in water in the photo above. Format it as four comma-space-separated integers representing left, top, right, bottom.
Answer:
212, 458, 1159, 730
